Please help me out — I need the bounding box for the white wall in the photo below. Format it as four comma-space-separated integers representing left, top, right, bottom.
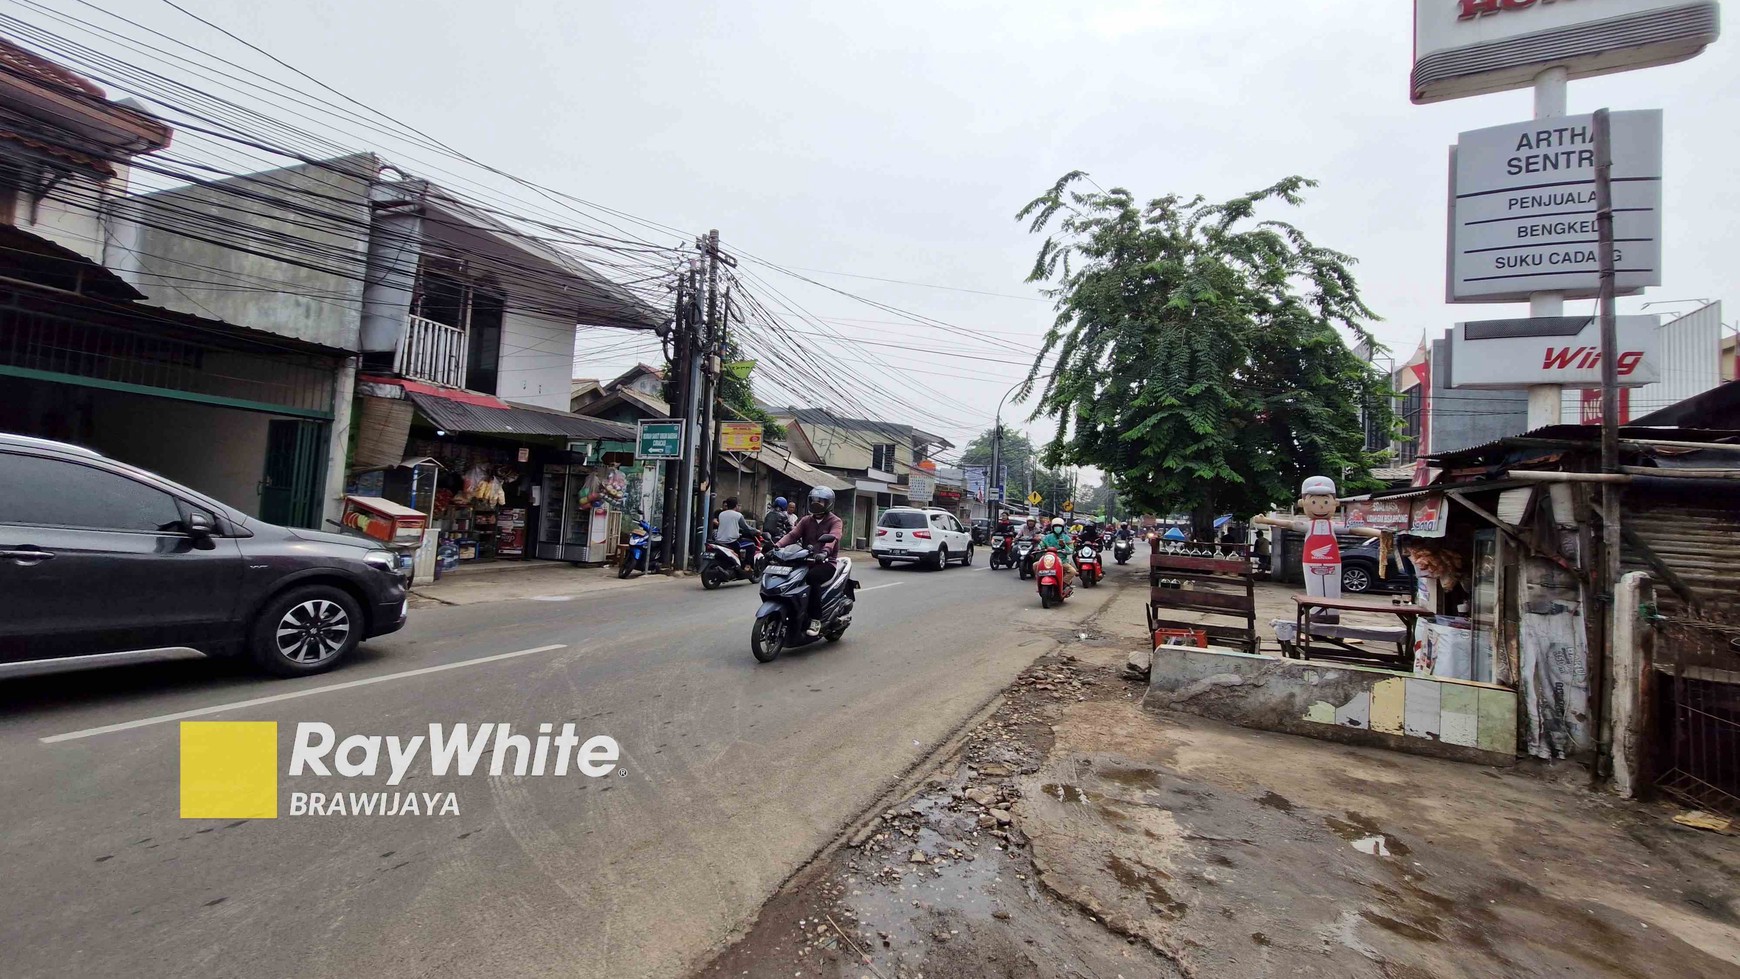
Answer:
20, 169, 113, 263
1560, 301, 1723, 422
497, 309, 575, 409
87, 391, 272, 517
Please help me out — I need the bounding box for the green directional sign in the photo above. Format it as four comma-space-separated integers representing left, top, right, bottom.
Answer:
637, 419, 685, 461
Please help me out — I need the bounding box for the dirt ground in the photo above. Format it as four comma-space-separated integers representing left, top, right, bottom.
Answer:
692, 575, 1740, 979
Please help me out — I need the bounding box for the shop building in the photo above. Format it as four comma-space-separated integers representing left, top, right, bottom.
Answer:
771, 407, 953, 549
0, 37, 354, 530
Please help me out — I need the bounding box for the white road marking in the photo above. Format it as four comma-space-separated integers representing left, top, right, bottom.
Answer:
39, 644, 569, 744
857, 582, 906, 593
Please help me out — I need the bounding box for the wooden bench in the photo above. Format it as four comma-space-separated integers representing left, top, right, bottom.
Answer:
1146, 548, 1257, 654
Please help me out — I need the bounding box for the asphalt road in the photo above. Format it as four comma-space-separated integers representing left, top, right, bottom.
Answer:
0, 554, 1128, 979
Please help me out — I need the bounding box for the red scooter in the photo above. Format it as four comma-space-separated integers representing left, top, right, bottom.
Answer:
1035, 546, 1073, 609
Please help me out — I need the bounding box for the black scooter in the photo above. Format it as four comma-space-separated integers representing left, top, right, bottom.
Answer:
1113, 536, 1135, 565
1014, 538, 1037, 579
751, 535, 858, 663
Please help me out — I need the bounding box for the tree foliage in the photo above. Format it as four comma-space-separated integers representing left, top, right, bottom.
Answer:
958, 428, 1061, 506
1015, 173, 1393, 530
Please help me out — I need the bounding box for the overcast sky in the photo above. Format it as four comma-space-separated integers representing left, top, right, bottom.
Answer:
66, 0, 1740, 470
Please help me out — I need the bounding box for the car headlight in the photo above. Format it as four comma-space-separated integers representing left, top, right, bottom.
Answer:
364, 550, 398, 573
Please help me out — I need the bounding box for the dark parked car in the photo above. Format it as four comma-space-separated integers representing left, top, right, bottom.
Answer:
1340, 537, 1416, 596
1, 433, 407, 676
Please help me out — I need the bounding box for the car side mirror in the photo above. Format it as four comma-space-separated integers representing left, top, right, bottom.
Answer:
185, 511, 217, 550
818, 534, 838, 545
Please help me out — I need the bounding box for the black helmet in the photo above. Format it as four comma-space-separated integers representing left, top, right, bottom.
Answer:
807, 486, 835, 514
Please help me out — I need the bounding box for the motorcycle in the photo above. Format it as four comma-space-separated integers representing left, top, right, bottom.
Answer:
1034, 547, 1073, 609
1113, 537, 1135, 565
987, 533, 1012, 570
702, 531, 768, 590
752, 534, 858, 663
1013, 538, 1036, 579
1075, 541, 1103, 588
617, 512, 663, 578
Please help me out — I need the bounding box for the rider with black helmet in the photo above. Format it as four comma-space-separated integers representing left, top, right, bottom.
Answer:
777, 486, 845, 636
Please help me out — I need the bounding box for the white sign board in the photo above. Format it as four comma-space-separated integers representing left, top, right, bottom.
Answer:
1448, 110, 1661, 303
907, 473, 935, 503
1448, 315, 1662, 388
1413, 0, 1720, 104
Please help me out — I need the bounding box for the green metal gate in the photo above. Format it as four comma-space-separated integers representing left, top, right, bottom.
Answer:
260, 419, 327, 529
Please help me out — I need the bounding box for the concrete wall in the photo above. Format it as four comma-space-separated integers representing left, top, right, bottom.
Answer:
801, 423, 914, 474
1429, 337, 1528, 454
1144, 645, 1517, 766
496, 309, 575, 409
21, 168, 116, 263
111, 155, 376, 352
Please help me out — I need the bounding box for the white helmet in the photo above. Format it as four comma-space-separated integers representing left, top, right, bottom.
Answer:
1301, 475, 1338, 497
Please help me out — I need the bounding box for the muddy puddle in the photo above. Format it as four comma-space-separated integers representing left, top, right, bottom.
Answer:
1325, 810, 1411, 857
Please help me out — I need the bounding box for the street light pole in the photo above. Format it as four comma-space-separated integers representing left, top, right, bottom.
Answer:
992, 379, 1024, 514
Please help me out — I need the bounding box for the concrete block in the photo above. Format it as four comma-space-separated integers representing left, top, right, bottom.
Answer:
1370, 679, 1405, 735
1404, 679, 1442, 740
1334, 692, 1371, 729
1477, 688, 1518, 755
1440, 684, 1479, 747
1304, 701, 1336, 725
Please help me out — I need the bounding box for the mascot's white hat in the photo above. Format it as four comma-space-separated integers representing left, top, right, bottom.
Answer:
1300, 475, 1338, 497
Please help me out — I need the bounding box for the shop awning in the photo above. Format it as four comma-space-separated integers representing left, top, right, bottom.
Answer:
404, 389, 637, 441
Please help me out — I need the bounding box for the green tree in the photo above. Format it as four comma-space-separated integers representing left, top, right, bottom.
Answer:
958, 428, 1059, 506
1016, 173, 1393, 537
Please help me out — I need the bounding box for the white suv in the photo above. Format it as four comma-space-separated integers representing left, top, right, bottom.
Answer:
872, 507, 974, 569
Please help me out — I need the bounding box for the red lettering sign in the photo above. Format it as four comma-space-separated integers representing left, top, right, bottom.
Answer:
1459, 0, 1571, 21
1539, 347, 1645, 374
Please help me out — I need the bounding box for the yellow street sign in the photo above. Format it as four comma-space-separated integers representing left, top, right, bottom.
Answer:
1063, 501, 1074, 513
1027, 491, 1042, 505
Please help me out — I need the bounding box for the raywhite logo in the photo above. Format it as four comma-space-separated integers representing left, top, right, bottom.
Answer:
284, 722, 620, 817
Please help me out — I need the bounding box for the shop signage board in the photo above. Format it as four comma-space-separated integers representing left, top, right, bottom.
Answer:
908, 473, 935, 503
636, 419, 684, 461
1410, 496, 1449, 538
1413, 0, 1720, 104
1448, 110, 1662, 302
1449, 314, 1662, 387
719, 421, 764, 453
1344, 498, 1415, 532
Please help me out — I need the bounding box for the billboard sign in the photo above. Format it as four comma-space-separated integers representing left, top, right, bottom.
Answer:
1448, 315, 1662, 388
1448, 110, 1662, 302
636, 419, 684, 460
908, 473, 935, 503
719, 421, 764, 453
1413, 1, 1720, 104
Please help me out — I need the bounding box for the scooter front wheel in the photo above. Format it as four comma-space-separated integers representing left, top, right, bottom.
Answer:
751, 612, 786, 663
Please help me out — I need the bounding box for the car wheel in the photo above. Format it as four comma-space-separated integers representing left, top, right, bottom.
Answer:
962, 545, 974, 566
878, 558, 894, 569
251, 584, 363, 677
932, 545, 948, 570
1342, 564, 1374, 594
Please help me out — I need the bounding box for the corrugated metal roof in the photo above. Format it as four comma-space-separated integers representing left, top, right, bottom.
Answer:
406, 391, 636, 441
755, 443, 853, 492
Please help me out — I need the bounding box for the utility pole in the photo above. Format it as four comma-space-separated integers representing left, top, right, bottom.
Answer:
694, 230, 737, 567
660, 272, 689, 571
675, 260, 703, 571
1592, 108, 1620, 782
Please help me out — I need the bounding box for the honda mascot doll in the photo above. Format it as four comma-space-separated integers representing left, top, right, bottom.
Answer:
1257, 476, 1377, 622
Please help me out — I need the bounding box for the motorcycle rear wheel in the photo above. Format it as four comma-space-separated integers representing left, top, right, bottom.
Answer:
702, 565, 727, 590
823, 620, 849, 643
751, 613, 785, 663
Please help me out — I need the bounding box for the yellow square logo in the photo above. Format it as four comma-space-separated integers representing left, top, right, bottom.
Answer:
180, 721, 278, 819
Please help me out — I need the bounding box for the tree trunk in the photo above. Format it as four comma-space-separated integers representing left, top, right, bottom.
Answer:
1191, 503, 1216, 542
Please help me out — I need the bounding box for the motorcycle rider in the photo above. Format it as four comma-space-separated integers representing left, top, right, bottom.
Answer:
1040, 517, 1076, 589
777, 486, 845, 636
763, 496, 792, 538
1116, 521, 1135, 541
992, 509, 1016, 561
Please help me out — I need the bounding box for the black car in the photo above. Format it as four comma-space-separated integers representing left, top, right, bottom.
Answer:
1, 433, 407, 676
1339, 537, 1417, 595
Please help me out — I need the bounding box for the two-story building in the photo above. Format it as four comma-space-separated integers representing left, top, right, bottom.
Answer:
0, 37, 359, 532
771, 407, 953, 548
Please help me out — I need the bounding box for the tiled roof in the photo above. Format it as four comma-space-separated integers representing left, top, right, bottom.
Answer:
0, 37, 105, 98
